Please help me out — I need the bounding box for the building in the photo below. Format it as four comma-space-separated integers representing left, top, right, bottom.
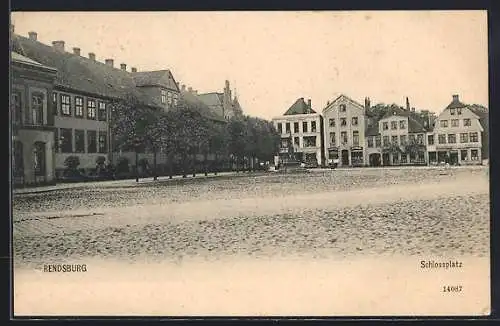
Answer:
11, 51, 58, 186
272, 98, 324, 166
322, 94, 369, 167
428, 94, 486, 165
10, 29, 181, 176
197, 80, 243, 120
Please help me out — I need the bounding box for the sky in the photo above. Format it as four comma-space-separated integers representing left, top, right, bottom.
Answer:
11, 11, 488, 120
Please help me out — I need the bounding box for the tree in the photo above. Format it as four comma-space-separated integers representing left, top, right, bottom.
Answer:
228, 117, 247, 172
208, 122, 230, 175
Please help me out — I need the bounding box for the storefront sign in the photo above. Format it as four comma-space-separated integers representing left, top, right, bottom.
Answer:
351, 146, 363, 151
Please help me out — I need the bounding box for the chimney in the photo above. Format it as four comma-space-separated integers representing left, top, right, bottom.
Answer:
131, 67, 137, 73
188, 86, 193, 93
120, 63, 127, 71
194, 90, 198, 95
365, 97, 371, 109
406, 97, 410, 111
105, 59, 114, 67
52, 40, 65, 52
72, 47, 81, 56
307, 99, 312, 108
181, 84, 186, 92
88, 52, 96, 61
28, 31, 37, 41
411, 107, 415, 112
452, 94, 459, 102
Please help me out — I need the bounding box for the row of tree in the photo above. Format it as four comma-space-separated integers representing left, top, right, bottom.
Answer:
109, 93, 280, 181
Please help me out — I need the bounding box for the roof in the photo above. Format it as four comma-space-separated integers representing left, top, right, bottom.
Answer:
408, 117, 426, 133
180, 90, 226, 122
11, 51, 57, 71
445, 98, 468, 110
284, 98, 316, 115
197, 92, 224, 108
468, 104, 489, 130
380, 105, 409, 119
131, 70, 179, 90
10, 33, 168, 110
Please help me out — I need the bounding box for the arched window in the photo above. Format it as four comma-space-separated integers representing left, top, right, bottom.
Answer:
33, 142, 46, 177
12, 141, 24, 182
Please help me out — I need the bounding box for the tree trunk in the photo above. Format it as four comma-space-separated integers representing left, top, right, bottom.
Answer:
182, 153, 187, 178
153, 148, 158, 181
204, 152, 208, 176
168, 153, 173, 179
135, 150, 139, 182
192, 151, 196, 178
214, 153, 218, 176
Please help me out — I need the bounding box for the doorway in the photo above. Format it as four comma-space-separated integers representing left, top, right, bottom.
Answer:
449, 151, 459, 166
369, 153, 381, 167
382, 153, 390, 166
341, 150, 349, 166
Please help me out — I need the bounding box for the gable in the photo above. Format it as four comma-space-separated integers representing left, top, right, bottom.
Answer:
323, 94, 364, 114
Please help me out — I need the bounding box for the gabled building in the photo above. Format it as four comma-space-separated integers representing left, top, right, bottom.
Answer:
322, 94, 368, 167
272, 97, 324, 166
428, 94, 486, 165
131, 70, 181, 112
197, 80, 243, 120
11, 51, 58, 186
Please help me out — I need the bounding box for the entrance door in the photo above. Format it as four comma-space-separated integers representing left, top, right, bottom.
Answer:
369, 153, 381, 167
341, 150, 349, 166
382, 153, 390, 166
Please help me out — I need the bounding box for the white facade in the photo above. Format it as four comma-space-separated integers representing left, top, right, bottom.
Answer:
429, 104, 483, 165
322, 95, 367, 167
272, 113, 323, 166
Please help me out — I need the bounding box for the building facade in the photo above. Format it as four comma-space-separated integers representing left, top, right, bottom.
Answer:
11, 51, 58, 186
322, 95, 368, 167
428, 95, 484, 165
272, 98, 324, 166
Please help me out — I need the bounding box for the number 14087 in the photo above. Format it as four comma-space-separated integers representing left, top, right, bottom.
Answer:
443, 285, 462, 293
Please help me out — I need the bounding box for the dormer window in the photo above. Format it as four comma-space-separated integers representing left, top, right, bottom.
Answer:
457, 108, 462, 115
450, 108, 456, 115
339, 104, 346, 112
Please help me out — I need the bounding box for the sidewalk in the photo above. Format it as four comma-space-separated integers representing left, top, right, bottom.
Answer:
12, 171, 250, 195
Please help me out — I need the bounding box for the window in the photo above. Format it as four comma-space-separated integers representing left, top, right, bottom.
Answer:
340, 118, 347, 127
303, 136, 316, 147
87, 130, 97, 153
391, 135, 398, 145
52, 92, 58, 115
302, 122, 308, 133
167, 92, 173, 106
375, 136, 381, 147
99, 131, 107, 153
277, 123, 282, 134
461, 150, 468, 161
173, 94, 179, 106
383, 136, 389, 147
457, 108, 462, 115
339, 104, 346, 112
400, 135, 407, 145
161, 90, 167, 104
399, 120, 406, 129
98, 101, 107, 121
409, 134, 416, 143
329, 132, 336, 146
60, 94, 71, 116
341, 131, 348, 144
450, 108, 456, 115
367, 136, 374, 148
31, 92, 44, 125
75, 129, 85, 153
294, 122, 299, 133
60, 128, 73, 153
352, 117, 358, 126
392, 153, 399, 165
471, 149, 479, 160
329, 118, 335, 127
382, 122, 388, 130
460, 133, 469, 143
11, 91, 22, 126
463, 119, 471, 127
440, 120, 448, 128
353, 131, 359, 146
400, 153, 407, 164
285, 123, 290, 133
451, 119, 459, 127
417, 134, 424, 145
87, 99, 96, 119
75, 96, 84, 117
438, 134, 446, 144
448, 134, 456, 144
294, 137, 300, 147
428, 135, 434, 145
33, 142, 45, 176
311, 121, 317, 132
470, 132, 479, 142
391, 121, 398, 130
